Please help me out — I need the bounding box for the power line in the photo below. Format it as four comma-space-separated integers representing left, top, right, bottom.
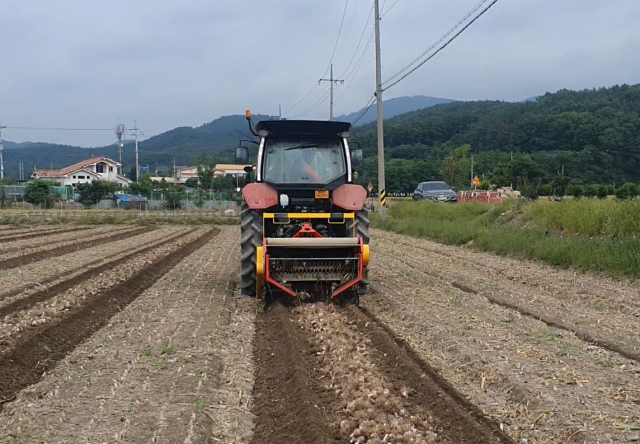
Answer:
283, 0, 350, 116
352, 95, 377, 125
291, 90, 331, 119
381, 0, 402, 17
340, 0, 363, 49
337, 3, 374, 79
382, 0, 496, 89
323, 0, 350, 78
5, 126, 113, 131
335, 30, 375, 104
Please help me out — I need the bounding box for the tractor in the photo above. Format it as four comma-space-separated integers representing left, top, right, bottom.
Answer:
236, 111, 370, 302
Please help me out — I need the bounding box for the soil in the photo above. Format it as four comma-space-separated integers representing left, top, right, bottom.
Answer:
0, 225, 638, 444
366, 228, 640, 443
0, 226, 151, 270
0, 226, 255, 444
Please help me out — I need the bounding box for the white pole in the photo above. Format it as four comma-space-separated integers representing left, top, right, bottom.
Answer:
0, 118, 5, 180
374, 0, 386, 212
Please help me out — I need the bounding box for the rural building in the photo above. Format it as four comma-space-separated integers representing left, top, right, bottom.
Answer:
213, 164, 247, 178
31, 157, 132, 188
175, 166, 198, 184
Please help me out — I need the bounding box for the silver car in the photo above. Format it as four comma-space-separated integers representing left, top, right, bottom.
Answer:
413, 181, 458, 202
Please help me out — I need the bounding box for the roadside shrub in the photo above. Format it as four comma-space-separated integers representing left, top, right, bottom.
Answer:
596, 185, 609, 200
615, 182, 639, 200
25, 180, 53, 207
539, 184, 553, 196
567, 181, 584, 199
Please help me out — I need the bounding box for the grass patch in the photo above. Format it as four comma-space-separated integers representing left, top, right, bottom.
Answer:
140, 346, 153, 357
374, 200, 640, 278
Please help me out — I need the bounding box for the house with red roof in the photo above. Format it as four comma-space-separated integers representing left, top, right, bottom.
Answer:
31, 157, 132, 188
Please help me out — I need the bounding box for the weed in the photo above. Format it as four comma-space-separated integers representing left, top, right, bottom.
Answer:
596, 359, 615, 368
140, 346, 153, 357
152, 360, 168, 370
528, 329, 557, 344
160, 342, 174, 356
503, 313, 518, 323
195, 398, 207, 412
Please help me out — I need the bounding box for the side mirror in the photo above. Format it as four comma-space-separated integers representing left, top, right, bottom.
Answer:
351, 149, 363, 167
235, 146, 249, 165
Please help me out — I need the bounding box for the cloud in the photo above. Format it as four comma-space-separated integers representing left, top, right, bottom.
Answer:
1, 0, 638, 146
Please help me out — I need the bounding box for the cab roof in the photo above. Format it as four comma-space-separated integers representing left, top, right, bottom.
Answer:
255, 120, 352, 139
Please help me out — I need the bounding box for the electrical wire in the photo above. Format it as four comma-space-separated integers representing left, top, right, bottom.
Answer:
381, 0, 402, 17
291, 90, 331, 119
352, 95, 377, 125
283, 0, 350, 116
340, 0, 363, 48
337, 3, 374, 79
382, 0, 493, 88
5, 126, 113, 131
335, 30, 375, 104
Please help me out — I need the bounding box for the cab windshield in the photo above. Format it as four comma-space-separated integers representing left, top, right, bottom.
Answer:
263, 139, 346, 184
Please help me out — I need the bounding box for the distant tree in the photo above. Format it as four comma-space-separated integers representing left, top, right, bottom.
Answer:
440, 144, 471, 188
164, 185, 185, 210
211, 175, 236, 192
128, 176, 155, 195
197, 156, 216, 190
185, 177, 199, 188
615, 182, 639, 200
78, 180, 119, 206
25, 180, 53, 207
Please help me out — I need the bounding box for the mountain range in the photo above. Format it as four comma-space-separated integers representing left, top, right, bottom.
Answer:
1, 96, 450, 179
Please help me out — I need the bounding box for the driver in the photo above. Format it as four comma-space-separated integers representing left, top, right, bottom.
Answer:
290, 149, 323, 182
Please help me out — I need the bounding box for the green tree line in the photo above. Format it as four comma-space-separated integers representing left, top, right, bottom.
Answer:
353, 84, 640, 193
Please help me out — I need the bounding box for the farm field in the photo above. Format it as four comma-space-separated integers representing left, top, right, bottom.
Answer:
0, 225, 638, 443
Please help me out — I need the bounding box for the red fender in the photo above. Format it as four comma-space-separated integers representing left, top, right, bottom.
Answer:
332, 184, 367, 211
242, 183, 278, 210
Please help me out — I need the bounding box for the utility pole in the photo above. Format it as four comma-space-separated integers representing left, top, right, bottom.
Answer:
115, 122, 126, 173
279, 104, 282, 120
0, 118, 6, 180
470, 155, 474, 186
319, 64, 344, 121
130, 121, 143, 182
374, 0, 387, 211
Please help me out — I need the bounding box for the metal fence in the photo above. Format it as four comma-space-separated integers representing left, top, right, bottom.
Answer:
0, 185, 70, 201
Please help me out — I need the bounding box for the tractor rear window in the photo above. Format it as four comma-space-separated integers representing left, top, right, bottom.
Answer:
263, 140, 346, 184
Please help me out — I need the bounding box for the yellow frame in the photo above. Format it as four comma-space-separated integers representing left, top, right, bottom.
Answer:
262, 213, 355, 219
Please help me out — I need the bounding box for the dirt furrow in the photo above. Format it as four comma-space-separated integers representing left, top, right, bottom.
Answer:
373, 230, 640, 363
0, 227, 196, 319
0, 226, 62, 239
0, 225, 133, 259
368, 229, 640, 443
0, 226, 93, 244
254, 302, 512, 444
343, 305, 513, 444
0, 227, 219, 409
0, 228, 209, 351
0, 227, 181, 301
0, 226, 254, 444
252, 302, 342, 444
0, 226, 150, 270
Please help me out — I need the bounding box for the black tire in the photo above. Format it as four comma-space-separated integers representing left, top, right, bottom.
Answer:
349, 209, 370, 293
240, 202, 263, 296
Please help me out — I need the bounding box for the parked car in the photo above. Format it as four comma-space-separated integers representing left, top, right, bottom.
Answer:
413, 181, 458, 202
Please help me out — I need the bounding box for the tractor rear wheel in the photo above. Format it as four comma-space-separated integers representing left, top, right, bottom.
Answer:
350, 209, 370, 294
240, 202, 262, 296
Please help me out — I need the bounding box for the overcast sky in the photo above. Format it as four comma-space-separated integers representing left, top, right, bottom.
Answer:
1, 0, 639, 147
